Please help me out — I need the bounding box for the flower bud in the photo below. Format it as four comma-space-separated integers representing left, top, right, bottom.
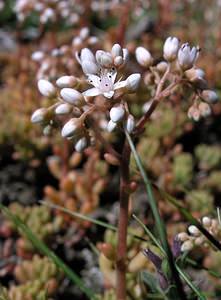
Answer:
188, 225, 200, 237
185, 68, 205, 81
107, 120, 117, 132
75, 137, 88, 152
188, 105, 200, 121
79, 27, 89, 40
178, 43, 199, 70
55, 103, 72, 115
80, 48, 95, 62
163, 37, 179, 61
60, 88, 84, 106
156, 61, 168, 73
31, 108, 47, 123
43, 124, 52, 136
38, 79, 56, 97
81, 60, 99, 75
123, 48, 129, 63
201, 90, 219, 103
194, 236, 204, 246
202, 216, 212, 227
198, 102, 211, 117
104, 153, 120, 166
181, 240, 193, 252
96, 51, 113, 67
110, 104, 125, 123
114, 56, 124, 66
111, 44, 123, 57
177, 232, 189, 242
124, 114, 135, 133
61, 118, 82, 138
56, 76, 77, 88
31, 51, 44, 62
135, 47, 153, 67
126, 73, 141, 92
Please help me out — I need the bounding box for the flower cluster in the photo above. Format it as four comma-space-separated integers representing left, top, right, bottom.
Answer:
14, 0, 83, 25
32, 27, 99, 80
135, 37, 219, 122
31, 43, 141, 152
177, 216, 221, 252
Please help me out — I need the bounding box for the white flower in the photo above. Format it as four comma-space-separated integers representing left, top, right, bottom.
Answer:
163, 37, 179, 61
38, 79, 55, 97
110, 104, 125, 123
135, 47, 153, 67
178, 43, 199, 70
83, 68, 127, 99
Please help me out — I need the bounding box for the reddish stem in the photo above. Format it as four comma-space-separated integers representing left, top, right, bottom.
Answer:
116, 139, 131, 300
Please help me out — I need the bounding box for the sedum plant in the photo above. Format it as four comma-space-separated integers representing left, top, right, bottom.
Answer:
30, 36, 219, 300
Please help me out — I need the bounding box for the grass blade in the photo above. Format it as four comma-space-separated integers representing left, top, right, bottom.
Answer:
126, 131, 187, 299
41, 200, 147, 242
0, 203, 97, 300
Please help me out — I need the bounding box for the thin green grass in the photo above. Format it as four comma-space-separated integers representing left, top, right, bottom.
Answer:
0, 203, 97, 300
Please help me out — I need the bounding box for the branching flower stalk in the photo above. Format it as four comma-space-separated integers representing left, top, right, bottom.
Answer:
31, 36, 218, 300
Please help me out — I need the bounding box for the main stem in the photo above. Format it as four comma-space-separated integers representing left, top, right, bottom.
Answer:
116, 138, 131, 300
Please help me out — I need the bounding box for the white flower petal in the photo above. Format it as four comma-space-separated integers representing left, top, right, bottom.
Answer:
114, 80, 127, 90
103, 91, 114, 98
87, 74, 101, 88
83, 87, 101, 97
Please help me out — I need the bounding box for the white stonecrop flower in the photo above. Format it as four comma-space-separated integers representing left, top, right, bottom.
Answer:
135, 47, 153, 67
178, 43, 199, 70
163, 37, 179, 61
83, 69, 127, 99
110, 104, 125, 123
38, 79, 56, 97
